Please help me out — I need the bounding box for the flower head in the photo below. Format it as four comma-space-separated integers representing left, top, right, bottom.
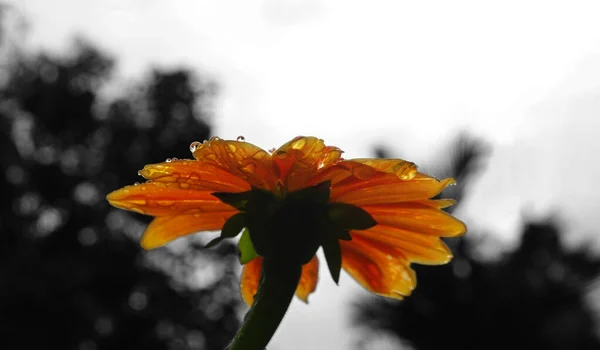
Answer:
107, 136, 466, 304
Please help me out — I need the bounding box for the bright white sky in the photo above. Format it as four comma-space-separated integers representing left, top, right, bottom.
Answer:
9, 0, 600, 349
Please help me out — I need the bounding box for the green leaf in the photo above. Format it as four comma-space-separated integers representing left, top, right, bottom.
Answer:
205, 213, 245, 249
322, 236, 342, 284
238, 228, 258, 264
328, 203, 377, 231
212, 191, 252, 211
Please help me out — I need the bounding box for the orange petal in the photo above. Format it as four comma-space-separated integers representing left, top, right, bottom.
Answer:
191, 137, 276, 190
332, 173, 456, 205
240, 257, 263, 306
139, 159, 251, 192
415, 198, 457, 209
295, 256, 319, 302
305, 160, 380, 190
351, 226, 453, 265
239, 256, 320, 306
341, 239, 416, 299
350, 158, 418, 180
106, 182, 234, 216
362, 202, 467, 237
272, 136, 343, 191
141, 211, 236, 249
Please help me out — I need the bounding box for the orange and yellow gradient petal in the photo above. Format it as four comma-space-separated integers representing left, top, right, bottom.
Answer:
106, 136, 467, 303
240, 256, 320, 306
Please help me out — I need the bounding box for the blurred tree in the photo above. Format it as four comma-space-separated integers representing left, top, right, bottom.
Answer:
0, 38, 240, 350
353, 136, 600, 350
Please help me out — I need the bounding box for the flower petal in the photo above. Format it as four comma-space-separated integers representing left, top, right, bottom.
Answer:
240, 257, 263, 306
350, 158, 418, 180
416, 198, 457, 209
341, 238, 416, 299
305, 161, 377, 188
139, 160, 251, 192
239, 256, 321, 306
141, 211, 237, 249
106, 182, 234, 216
361, 202, 467, 237
295, 256, 319, 302
272, 136, 343, 191
191, 138, 276, 190
332, 173, 456, 205
351, 226, 453, 265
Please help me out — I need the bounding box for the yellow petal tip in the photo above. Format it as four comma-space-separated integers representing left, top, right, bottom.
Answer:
297, 295, 309, 304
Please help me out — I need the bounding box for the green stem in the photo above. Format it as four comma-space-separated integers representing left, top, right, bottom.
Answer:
227, 259, 302, 350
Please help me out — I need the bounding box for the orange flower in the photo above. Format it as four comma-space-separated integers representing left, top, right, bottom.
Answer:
106, 136, 466, 304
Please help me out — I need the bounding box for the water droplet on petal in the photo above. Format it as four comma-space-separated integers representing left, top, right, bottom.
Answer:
137, 170, 142, 176
171, 157, 178, 161
165, 158, 172, 163
393, 161, 417, 181
189, 141, 201, 153
134, 182, 140, 185
209, 136, 221, 141
241, 163, 256, 174
236, 135, 245, 142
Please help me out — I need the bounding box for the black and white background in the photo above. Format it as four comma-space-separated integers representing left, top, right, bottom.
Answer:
1, 1, 600, 350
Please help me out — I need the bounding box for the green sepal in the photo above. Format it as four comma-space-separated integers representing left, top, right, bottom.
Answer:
322, 235, 342, 284
238, 228, 258, 264
211, 191, 252, 211
287, 180, 331, 204
328, 202, 377, 231
205, 212, 245, 248
336, 229, 352, 241
204, 236, 224, 249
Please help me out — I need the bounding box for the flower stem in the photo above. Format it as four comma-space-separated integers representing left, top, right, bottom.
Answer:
227, 259, 302, 350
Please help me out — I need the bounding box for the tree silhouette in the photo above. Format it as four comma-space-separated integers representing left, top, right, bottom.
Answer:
0, 38, 240, 350
353, 136, 600, 350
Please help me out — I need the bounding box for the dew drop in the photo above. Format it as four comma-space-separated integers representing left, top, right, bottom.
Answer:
133, 182, 140, 186
165, 158, 172, 163
137, 170, 142, 176
393, 161, 417, 181
241, 163, 256, 173
209, 136, 221, 141
236, 135, 245, 142
171, 157, 178, 161
189, 141, 201, 153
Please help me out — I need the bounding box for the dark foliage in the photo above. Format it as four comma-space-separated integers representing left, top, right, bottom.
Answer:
353, 136, 600, 350
0, 39, 240, 350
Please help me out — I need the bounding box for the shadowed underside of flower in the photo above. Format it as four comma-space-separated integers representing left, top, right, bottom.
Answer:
106, 136, 466, 303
